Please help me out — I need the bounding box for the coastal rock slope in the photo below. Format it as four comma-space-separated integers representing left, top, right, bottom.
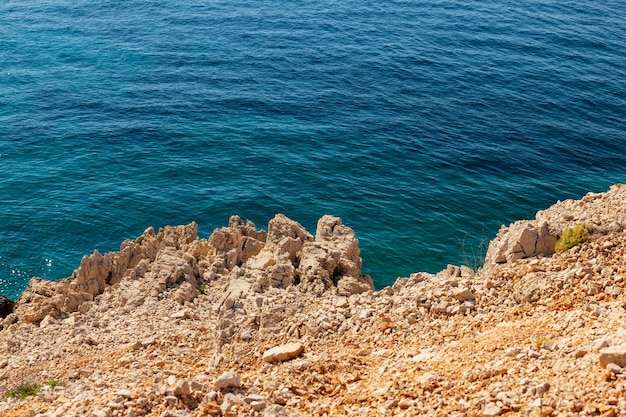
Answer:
1, 184, 626, 417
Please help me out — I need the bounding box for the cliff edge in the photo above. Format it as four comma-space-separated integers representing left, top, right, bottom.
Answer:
1, 184, 626, 417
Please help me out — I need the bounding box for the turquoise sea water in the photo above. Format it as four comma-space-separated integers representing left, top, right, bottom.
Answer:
1, 0, 625, 299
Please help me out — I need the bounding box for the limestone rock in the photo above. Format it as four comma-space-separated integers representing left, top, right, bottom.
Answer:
220, 393, 244, 414
208, 216, 265, 270
297, 242, 341, 293
336, 274, 375, 296
266, 214, 313, 251
315, 216, 374, 295
485, 221, 557, 265
600, 343, 626, 368
173, 281, 198, 305
263, 405, 288, 417
174, 380, 192, 396
12, 223, 202, 324
453, 288, 475, 302
482, 402, 502, 417
606, 363, 622, 374
13, 278, 69, 323
214, 371, 242, 390
263, 342, 304, 363
295, 216, 374, 296
316, 215, 362, 272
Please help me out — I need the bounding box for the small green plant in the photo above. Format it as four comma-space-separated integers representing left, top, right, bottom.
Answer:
44, 380, 66, 389
461, 231, 487, 272
6, 383, 42, 400
555, 224, 590, 252
533, 337, 553, 349
198, 283, 206, 294
5, 380, 67, 400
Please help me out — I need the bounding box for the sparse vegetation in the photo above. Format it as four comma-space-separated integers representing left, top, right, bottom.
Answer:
5, 380, 66, 400
555, 224, 590, 252
6, 382, 42, 400
534, 337, 553, 349
44, 380, 66, 389
198, 283, 206, 294
461, 232, 487, 272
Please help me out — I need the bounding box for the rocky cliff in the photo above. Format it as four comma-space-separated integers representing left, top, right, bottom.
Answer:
1, 184, 626, 417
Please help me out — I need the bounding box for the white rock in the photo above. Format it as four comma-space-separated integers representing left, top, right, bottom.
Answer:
600, 343, 626, 367
169, 310, 187, 320
398, 398, 413, 409
495, 392, 513, 405
453, 288, 475, 301
91, 408, 112, 417
416, 372, 437, 385
262, 342, 304, 363
505, 347, 521, 356
220, 393, 244, 414
117, 389, 133, 398
244, 393, 266, 403
532, 382, 550, 396
595, 337, 611, 350
245, 394, 267, 411
607, 362, 623, 374
214, 371, 242, 390
250, 400, 267, 411
263, 404, 288, 417
482, 402, 502, 417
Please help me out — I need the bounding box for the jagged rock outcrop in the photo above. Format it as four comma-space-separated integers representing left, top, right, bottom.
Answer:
314, 216, 374, 296
6, 214, 373, 325
10, 223, 199, 324
215, 214, 374, 296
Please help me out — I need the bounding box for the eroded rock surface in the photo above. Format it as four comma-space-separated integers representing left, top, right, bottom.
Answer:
9, 214, 374, 326
1, 184, 626, 417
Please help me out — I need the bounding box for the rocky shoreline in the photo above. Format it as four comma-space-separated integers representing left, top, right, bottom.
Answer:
1, 184, 626, 417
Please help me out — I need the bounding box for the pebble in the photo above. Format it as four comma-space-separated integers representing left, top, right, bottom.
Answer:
91, 408, 112, 417
398, 398, 413, 409
607, 363, 623, 374
214, 371, 242, 390
600, 343, 626, 367
262, 342, 304, 363
574, 349, 588, 358
482, 402, 502, 417
505, 347, 521, 356
174, 380, 191, 396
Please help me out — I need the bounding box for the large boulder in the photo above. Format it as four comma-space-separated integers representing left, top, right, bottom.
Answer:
484, 221, 557, 266
266, 214, 313, 251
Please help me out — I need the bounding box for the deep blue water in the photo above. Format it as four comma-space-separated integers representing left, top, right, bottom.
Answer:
1, 0, 625, 299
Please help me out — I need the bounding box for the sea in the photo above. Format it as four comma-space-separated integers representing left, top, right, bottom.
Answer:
1, 0, 625, 300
